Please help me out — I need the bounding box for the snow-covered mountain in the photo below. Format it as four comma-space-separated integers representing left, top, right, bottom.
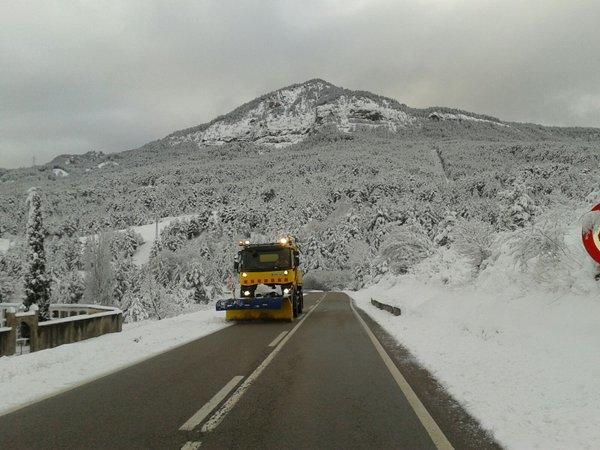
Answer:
164, 79, 506, 148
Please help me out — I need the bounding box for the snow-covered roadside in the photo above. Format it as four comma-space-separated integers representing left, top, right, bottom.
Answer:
349, 276, 600, 450
0, 238, 12, 254
0, 308, 229, 416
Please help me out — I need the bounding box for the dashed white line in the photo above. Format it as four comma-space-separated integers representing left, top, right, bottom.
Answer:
179, 376, 244, 431
350, 299, 454, 450
268, 331, 288, 347
181, 441, 201, 450
201, 292, 327, 433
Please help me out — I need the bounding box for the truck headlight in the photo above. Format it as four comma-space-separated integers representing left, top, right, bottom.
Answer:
283, 288, 290, 295
243, 290, 251, 297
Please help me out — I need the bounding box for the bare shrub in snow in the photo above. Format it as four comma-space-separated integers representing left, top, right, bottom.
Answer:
509, 221, 568, 270
452, 219, 494, 271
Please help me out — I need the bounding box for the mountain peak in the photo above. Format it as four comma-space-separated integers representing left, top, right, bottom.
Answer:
165, 79, 509, 149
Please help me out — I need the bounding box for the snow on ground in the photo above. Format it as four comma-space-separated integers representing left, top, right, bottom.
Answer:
52, 168, 69, 177
428, 111, 509, 127
349, 245, 600, 449
97, 161, 119, 169
0, 308, 229, 416
0, 238, 11, 254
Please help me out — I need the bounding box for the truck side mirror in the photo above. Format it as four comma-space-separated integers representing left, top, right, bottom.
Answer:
294, 255, 300, 267
233, 261, 239, 271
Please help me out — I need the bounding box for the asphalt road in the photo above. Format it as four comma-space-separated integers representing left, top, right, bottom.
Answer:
0, 292, 499, 450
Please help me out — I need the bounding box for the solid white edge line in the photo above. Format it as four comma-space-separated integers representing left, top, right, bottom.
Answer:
180, 376, 244, 431
350, 298, 454, 450
268, 331, 288, 347
181, 441, 202, 450
201, 292, 327, 433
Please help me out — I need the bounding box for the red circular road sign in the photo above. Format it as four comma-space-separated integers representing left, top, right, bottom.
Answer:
582, 202, 600, 264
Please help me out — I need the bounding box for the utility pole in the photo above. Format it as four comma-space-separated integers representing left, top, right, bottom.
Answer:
155, 215, 159, 241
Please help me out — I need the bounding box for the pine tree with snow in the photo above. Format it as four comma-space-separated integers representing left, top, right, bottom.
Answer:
122, 291, 149, 323
184, 264, 209, 304
23, 187, 51, 320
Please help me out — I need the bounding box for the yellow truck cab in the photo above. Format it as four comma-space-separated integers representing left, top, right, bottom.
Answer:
216, 236, 304, 321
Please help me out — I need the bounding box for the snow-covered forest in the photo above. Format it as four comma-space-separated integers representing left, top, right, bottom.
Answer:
1, 115, 600, 322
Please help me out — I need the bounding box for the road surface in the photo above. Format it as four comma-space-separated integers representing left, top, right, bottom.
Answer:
0, 292, 499, 449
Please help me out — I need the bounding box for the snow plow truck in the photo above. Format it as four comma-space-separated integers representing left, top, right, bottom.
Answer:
216, 236, 304, 321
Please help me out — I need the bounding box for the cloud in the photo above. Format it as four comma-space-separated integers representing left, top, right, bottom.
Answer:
1, 0, 599, 168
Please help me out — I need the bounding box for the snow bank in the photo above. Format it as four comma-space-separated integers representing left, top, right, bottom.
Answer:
349, 242, 600, 449
52, 168, 69, 177
0, 238, 11, 254
0, 308, 229, 415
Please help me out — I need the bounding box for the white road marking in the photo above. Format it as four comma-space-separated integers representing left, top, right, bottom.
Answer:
179, 376, 244, 431
350, 299, 454, 450
0, 324, 231, 419
268, 331, 288, 347
201, 292, 327, 433
181, 441, 202, 450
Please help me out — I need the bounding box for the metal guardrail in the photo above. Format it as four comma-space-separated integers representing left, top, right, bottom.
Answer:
370, 298, 402, 316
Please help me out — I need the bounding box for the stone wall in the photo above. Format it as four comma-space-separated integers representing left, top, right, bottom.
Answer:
0, 305, 122, 357
0, 327, 14, 357
37, 311, 122, 351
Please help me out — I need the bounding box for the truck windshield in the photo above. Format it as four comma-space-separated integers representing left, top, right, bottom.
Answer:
240, 247, 292, 271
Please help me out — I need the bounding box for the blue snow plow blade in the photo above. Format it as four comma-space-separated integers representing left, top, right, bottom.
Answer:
216, 297, 284, 311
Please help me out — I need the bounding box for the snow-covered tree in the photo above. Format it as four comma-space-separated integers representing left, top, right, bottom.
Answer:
51, 270, 85, 304
433, 211, 457, 247
122, 291, 149, 323
184, 264, 209, 304
23, 187, 51, 320
378, 225, 434, 275
0, 271, 14, 302
113, 257, 139, 304
83, 233, 115, 305
498, 181, 538, 231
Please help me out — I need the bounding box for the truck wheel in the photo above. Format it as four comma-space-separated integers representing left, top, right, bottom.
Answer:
292, 291, 299, 318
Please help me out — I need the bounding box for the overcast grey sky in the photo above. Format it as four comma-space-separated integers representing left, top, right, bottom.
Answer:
1, 0, 599, 168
